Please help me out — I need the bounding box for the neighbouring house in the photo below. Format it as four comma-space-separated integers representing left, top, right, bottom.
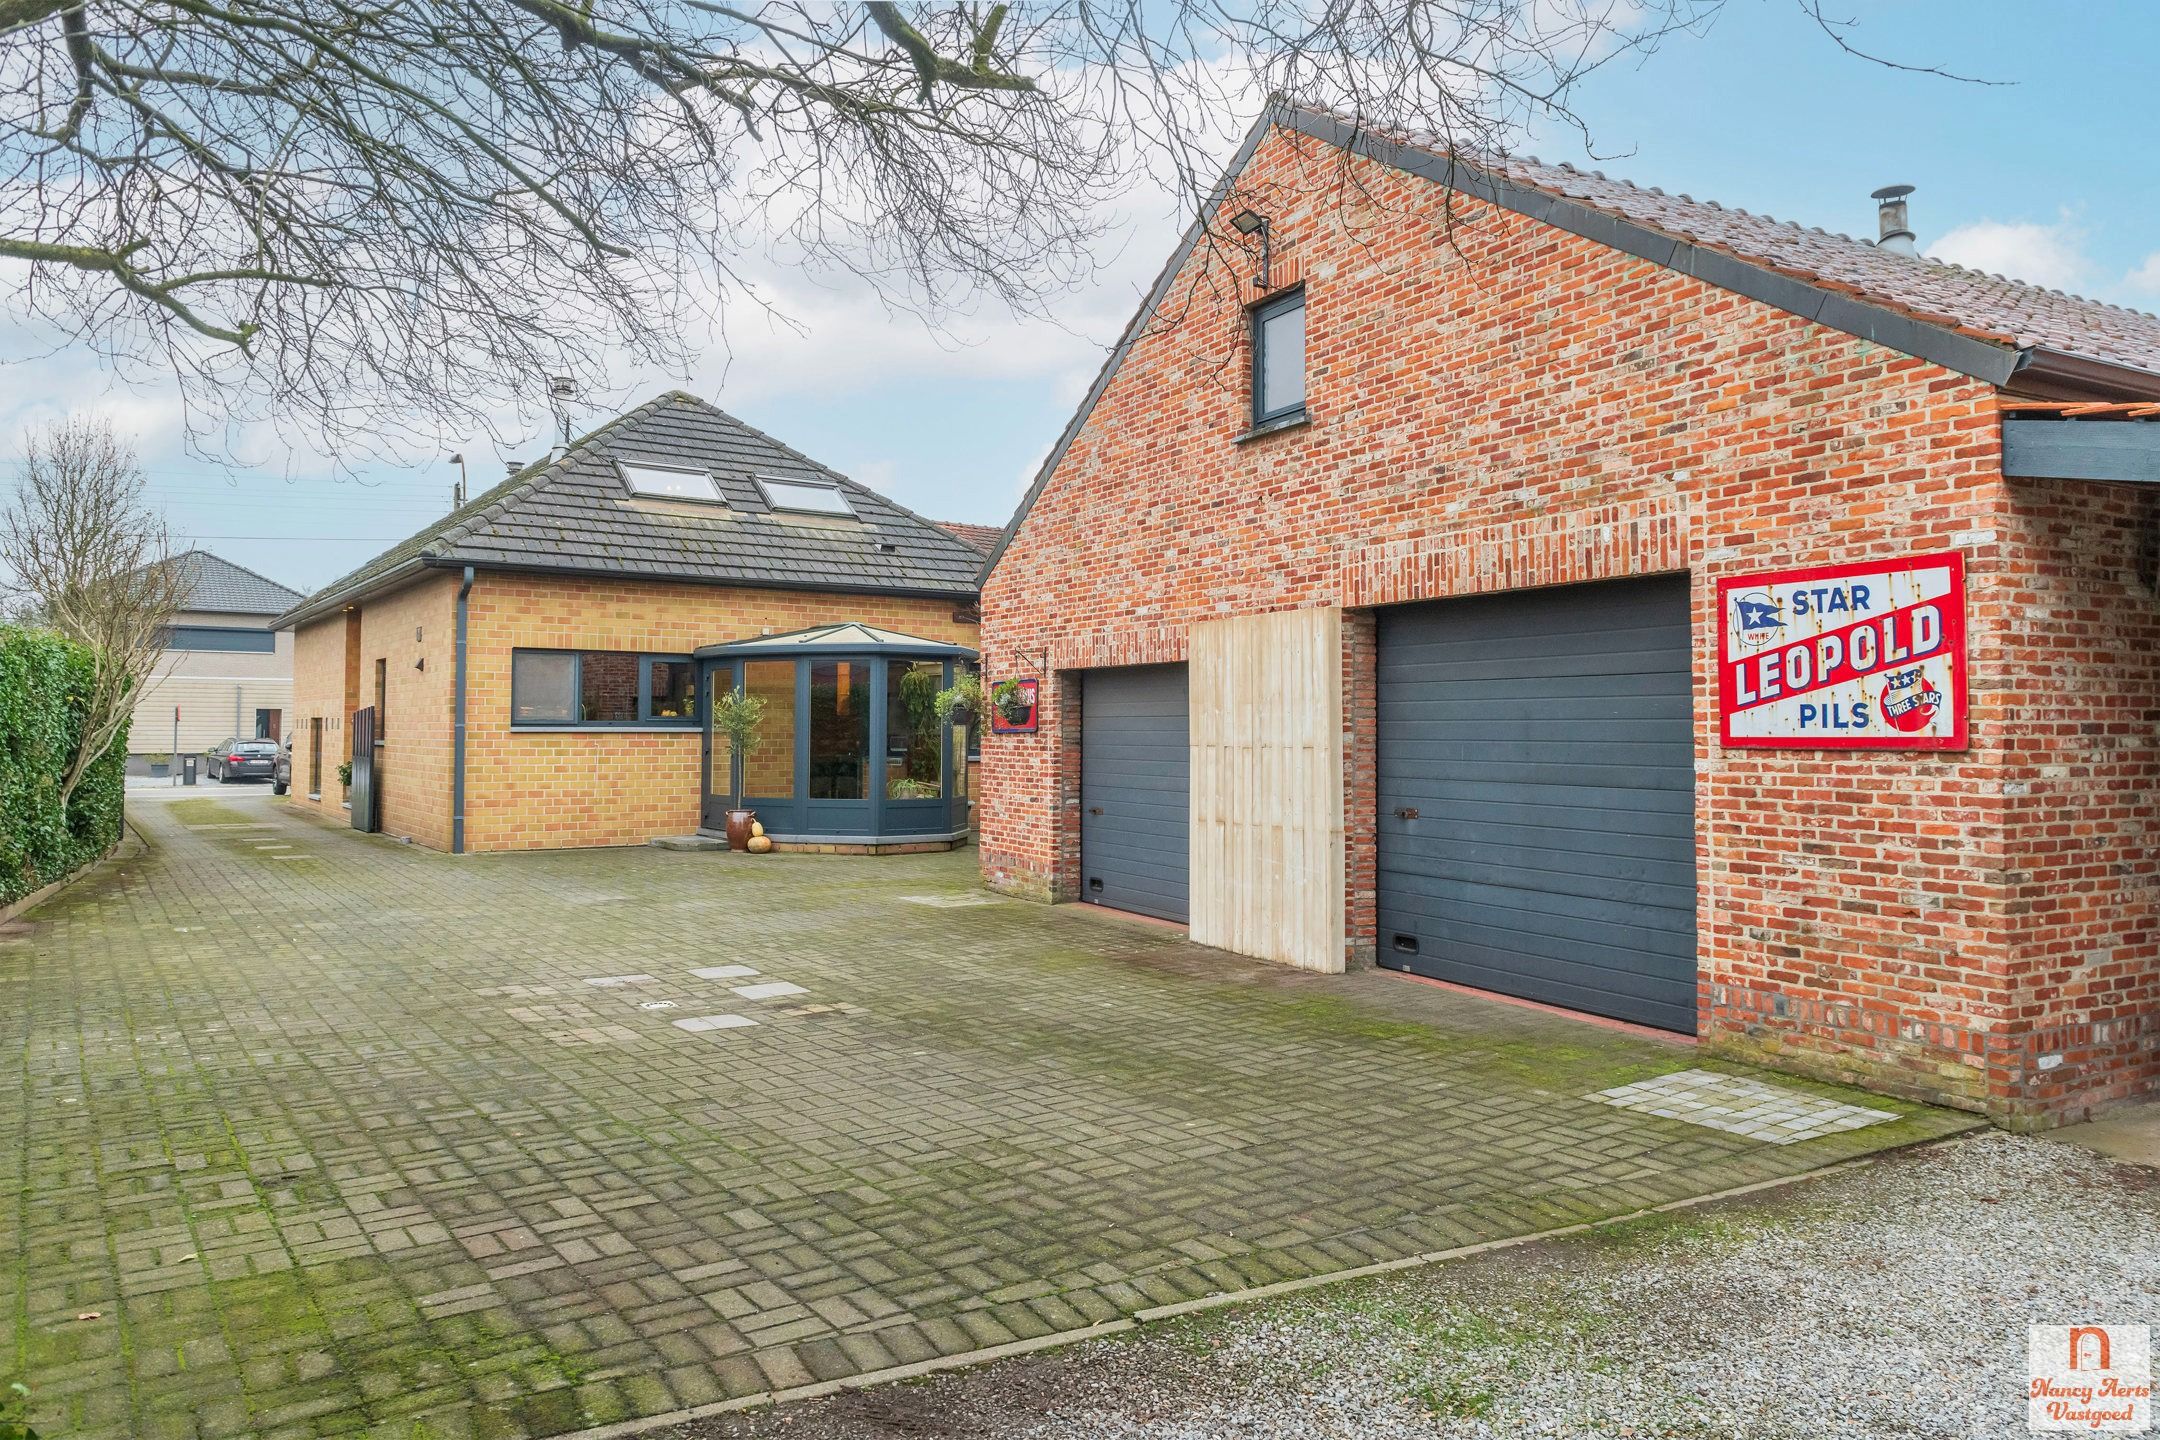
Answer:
979, 103, 2160, 1129
130, 551, 304, 761
272, 392, 983, 853
933, 521, 1005, 557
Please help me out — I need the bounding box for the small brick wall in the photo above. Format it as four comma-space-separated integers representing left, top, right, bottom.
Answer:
979, 125, 2158, 1124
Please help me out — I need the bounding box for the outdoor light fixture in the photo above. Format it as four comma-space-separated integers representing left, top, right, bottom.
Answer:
1230, 208, 1272, 290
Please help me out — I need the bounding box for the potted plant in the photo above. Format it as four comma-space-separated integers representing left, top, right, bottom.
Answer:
934, 672, 984, 731
144, 752, 171, 778
990, 676, 1033, 726
709, 686, 768, 851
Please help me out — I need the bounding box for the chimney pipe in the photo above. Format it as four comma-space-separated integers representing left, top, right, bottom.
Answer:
1872, 184, 1917, 256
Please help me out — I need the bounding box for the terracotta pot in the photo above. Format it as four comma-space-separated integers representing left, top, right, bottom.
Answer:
723, 808, 756, 850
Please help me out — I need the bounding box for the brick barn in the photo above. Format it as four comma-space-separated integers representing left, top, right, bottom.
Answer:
977, 104, 2160, 1128
276, 392, 987, 853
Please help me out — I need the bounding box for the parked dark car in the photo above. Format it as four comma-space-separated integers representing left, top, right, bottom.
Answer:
206, 737, 280, 783
272, 735, 293, 795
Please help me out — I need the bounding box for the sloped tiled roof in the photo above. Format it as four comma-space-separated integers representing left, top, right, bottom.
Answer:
1476, 148, 2160, 379
280, 392, 983, 626
934, 521, 1003, 556
170, 550, 305, 616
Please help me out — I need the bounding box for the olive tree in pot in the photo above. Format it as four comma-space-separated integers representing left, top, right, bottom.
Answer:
709, 686, 768, 851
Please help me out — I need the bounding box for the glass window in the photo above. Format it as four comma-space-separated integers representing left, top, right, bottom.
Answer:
621, 463, 722, 502
374, 658, 387, 738
740, 661, 797, 797
807, 660, 869, 799
513, 650, 696, 725
1253, 288, 1306, 423
646, 658, 694, 721
512, 651, 576, 723
579, 651, 639, 724
759, 478, 855, 516
164, 625, 276, 653
886, 660, 944, 800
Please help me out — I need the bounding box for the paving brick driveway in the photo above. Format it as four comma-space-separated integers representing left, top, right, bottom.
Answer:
5, 792, 1976, 1440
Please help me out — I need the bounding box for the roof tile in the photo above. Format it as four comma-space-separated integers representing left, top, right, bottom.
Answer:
282, 393, 982, 624
169, 551, 305, 615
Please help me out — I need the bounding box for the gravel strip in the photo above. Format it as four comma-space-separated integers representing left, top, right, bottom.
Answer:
667, 1133, 2158, 1440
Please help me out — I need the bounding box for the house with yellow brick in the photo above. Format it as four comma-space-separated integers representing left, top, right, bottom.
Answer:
273, 392, 986, 853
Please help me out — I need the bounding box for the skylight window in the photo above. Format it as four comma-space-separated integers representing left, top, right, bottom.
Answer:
758, 477, 856, 516
620, 462, 722, 503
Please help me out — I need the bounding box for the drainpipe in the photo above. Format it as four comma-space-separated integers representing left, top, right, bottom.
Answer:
452, 566, 474, 854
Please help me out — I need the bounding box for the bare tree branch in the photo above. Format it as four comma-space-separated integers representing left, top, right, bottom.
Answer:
1795, 0, 2004, 85
0, 1, 1981, 460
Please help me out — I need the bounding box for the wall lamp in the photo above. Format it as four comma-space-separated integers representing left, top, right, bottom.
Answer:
1230, 208, 1271, 291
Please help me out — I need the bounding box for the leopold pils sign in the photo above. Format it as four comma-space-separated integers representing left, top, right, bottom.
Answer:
1718, 551, 1968, 751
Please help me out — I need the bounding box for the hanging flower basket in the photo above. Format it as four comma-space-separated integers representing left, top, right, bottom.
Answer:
991, 677, 1033, 725
935, 673, 985, 732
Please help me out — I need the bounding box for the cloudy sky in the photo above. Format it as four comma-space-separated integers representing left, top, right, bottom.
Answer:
4, 0, 2156, 596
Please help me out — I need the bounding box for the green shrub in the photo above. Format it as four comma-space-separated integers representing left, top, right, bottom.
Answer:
0, 624, 128, 907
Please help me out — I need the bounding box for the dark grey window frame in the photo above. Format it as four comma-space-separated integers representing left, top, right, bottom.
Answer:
509, 647, 699, 728
164, 624, 277, 653
617, 458, 726, 504
754, 475, 857, 517
1250, 285, 1307, 427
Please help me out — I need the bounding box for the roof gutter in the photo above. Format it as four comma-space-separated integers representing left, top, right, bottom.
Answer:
411, 555, 978, 604
277, 550, 978, 634
2006, 346, 2160, 404
271, 555, 434, 632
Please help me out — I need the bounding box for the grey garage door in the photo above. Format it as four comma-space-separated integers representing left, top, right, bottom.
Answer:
1376, 576, 1697, 1032
1080, 664, 1190, 922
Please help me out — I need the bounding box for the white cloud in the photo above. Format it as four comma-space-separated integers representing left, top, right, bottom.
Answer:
2127, 251, 2160, 298
1929, 216, 2091, 291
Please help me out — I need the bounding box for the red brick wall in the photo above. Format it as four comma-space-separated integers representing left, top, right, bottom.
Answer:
1990, 480, 2159, 1123
981, 125, 2155, 1122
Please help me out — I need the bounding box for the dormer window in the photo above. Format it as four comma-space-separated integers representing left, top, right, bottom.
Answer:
758, 477, 856, 516
620, 461, 722, 503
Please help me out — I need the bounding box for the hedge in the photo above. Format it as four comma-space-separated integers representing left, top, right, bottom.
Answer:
1, 624, 128, 907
